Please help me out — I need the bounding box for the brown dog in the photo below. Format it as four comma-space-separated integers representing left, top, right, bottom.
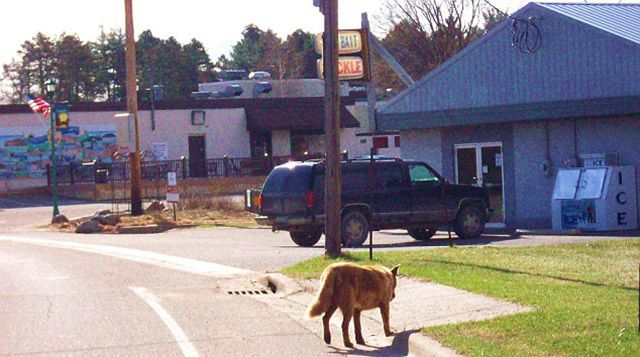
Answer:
306, 262, 400, 348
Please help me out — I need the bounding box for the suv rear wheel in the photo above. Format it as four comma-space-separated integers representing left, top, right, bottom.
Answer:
454, 205, 486, 239
407, 228, 437, 240
341, 211, 369, 247
289, 231, 322, 247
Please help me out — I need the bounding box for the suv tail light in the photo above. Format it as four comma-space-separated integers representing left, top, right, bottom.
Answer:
306, 191, 315, 208
258, 192, 263, 210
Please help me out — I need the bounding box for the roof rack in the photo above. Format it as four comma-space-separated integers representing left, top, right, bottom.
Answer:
348, 155, 403, 163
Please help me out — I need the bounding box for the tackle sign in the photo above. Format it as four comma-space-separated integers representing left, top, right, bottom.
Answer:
317, 57, 365, 81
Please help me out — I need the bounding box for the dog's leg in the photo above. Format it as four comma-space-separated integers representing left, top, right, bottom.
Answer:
322, 305, 337, 345
340, 307, 354, 348
354, 309, 365, 345
380, 303, 394, 337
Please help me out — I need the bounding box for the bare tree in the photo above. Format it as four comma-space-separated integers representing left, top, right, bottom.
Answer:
375, 0, 489, 91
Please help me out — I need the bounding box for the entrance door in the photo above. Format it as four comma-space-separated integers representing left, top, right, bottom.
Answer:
455, 142, 505, 226
250, 131, 272, 158
188, 135, 206, 178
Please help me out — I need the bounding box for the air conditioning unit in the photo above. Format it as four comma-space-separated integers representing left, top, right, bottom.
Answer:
249, 71, 271, 80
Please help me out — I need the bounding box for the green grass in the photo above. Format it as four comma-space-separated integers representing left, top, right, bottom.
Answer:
282, 239, 640, 356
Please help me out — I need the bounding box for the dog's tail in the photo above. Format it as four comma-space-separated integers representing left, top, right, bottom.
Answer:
306, 267, 336, 318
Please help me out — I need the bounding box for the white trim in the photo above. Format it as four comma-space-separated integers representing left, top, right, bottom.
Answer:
0, 236, 252, 278
130, 286, 200, 357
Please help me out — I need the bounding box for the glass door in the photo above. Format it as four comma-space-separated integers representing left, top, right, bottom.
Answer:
455, 143, 505, 226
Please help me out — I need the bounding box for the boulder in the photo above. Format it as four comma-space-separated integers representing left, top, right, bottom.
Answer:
51, 214, 69, 225
91, 214, 121, 226
95, 209, 112, 216
145, 200, 165, 213
76, 220, 100, 234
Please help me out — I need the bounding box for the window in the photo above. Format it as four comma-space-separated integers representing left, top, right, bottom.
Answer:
373, 136, 389, 149
263, 165, 311, 193
377, 164, 405, 188
191, 110, 205, 125
394, 136, 400, 148
408, 164, 440, 185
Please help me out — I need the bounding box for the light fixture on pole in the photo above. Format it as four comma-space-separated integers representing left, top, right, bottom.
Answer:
45, 79, 60, 218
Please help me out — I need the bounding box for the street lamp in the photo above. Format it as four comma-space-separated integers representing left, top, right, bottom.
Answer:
45, 79, 60, 218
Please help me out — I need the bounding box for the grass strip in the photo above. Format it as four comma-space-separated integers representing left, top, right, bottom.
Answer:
282, 239, 640, 356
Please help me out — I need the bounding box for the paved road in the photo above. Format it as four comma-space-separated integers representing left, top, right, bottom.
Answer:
0, 240, 333, 356
1, 197, 638, 356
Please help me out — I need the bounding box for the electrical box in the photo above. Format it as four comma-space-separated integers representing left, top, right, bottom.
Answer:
552, 166, 637, 231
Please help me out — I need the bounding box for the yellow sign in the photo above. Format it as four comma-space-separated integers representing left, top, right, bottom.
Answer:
317, 56, 365, 81
315, 30, 363, 55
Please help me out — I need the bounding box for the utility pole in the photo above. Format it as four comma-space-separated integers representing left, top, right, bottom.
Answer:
124, 0, 143, 216
322, 0, 342, 258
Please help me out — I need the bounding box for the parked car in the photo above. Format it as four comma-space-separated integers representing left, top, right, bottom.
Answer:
251, 158, 491, 247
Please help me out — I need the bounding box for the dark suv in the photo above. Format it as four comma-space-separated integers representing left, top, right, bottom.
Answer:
254, 158, 491, 247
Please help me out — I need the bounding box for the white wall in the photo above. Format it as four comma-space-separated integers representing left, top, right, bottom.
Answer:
271, 130, 291, 156
401, 128, 443, 173
137, 108, 250, 159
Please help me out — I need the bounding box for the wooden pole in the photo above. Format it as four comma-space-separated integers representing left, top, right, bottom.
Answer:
124, 0, 143, 216
323, 0, 342, 258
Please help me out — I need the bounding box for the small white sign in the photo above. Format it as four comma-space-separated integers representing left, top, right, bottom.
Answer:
151, 142, 169, 161
167, 172, 177, 186
166, 185, 179, 203
495, 153, 503, 167
166, 193, 179, 203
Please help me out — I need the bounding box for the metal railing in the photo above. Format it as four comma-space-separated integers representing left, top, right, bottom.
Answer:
46, 154, 329, 186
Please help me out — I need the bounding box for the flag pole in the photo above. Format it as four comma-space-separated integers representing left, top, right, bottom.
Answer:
48, 101, 60, 218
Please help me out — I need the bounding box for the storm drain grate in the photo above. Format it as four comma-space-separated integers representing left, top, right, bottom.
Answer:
227, 290, 273, 295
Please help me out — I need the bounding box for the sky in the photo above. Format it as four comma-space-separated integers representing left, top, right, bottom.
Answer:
0, 0, 634, 67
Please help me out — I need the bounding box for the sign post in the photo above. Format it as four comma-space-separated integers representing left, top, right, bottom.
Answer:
166, 172, 179, 221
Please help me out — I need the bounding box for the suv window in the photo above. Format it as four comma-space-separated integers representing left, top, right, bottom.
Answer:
408, 164, 441, 185
262, 164, 312, 193
314, 164, 372, 193
377, 163, 405, 188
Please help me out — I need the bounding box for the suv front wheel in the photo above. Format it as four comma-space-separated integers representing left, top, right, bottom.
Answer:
342, 210, 369, 247
454, 205, 486, 239
290, 231, 322, 247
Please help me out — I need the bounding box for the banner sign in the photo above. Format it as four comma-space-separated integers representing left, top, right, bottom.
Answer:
55, 102, 70, 130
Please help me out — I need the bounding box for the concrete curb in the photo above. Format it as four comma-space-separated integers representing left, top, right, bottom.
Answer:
257, 273, 304, 297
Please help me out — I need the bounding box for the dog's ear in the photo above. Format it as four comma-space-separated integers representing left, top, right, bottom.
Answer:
390, 265, 400, 277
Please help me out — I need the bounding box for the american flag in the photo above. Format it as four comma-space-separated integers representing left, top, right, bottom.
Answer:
26, 94, 51, 117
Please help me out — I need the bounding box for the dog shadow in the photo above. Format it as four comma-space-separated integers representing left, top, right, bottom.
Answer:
327, 329, 420, 356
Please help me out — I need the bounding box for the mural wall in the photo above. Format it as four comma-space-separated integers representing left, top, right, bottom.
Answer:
0, 125, 118, 180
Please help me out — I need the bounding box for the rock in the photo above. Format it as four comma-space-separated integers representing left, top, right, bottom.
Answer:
51, 214, 69, 225
91, 214, 121, 226
145, 200, 165, 213
95, 209, 112, 216
76, 220, 100, 234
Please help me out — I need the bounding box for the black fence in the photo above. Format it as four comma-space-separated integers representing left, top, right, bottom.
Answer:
46, 154, 328, 186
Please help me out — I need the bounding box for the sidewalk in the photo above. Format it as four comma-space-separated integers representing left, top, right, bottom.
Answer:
252, 274, 532, 356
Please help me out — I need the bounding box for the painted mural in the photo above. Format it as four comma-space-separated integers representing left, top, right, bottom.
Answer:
0, 125, 118, 180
